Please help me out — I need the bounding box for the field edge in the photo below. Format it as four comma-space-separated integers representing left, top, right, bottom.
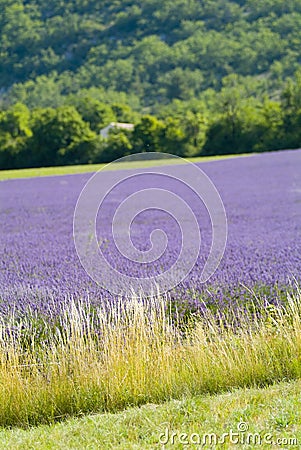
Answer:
0, 378, 300, 449
0, 153, 253, 180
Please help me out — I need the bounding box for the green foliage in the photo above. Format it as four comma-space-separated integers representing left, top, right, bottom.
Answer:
1, 379, 300, 448
21, 106, 97, 167
1, 1, 301, 168
132, 115, 165, 153
1, 0, 301, 109
0, 103, 31, 138
99, 129, 133, 163
65, 96, 116, 132
0, 103, 32, 168
111, 103, 139, 123
159, 117, 187, 155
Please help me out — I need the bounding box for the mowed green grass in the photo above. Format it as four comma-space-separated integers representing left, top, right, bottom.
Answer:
0, 153, 251, 180
0, 379, 299, 449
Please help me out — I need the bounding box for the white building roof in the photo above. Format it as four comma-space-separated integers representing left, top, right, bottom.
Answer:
100, 122, 134, 138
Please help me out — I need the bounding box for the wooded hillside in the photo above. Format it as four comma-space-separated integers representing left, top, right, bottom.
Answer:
1, 0, 301, 168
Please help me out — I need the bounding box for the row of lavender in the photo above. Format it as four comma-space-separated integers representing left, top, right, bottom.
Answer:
0, 150, 300, 318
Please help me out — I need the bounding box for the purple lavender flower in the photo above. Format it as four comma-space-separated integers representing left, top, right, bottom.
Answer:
0, 150, 300, 317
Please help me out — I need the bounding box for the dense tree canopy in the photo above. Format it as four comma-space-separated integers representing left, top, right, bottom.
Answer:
1, 0, 301, 168
2, 0, 301, 109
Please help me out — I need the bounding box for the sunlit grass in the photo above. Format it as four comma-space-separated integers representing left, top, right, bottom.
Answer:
0, 153, 251, 180
0, 286, 300, 428
1, 379, 300, 449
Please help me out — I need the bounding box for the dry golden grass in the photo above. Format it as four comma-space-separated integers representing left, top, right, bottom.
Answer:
0, 286, 301, 427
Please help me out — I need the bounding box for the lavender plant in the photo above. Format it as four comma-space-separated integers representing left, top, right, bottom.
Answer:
0, 150, 300, 320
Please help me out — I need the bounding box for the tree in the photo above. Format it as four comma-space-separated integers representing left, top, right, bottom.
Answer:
66, 96, 116, 132
0, 103, 32, 169
111, 103, 139, 123
253, 99, 284, 152
183, 111, 207, 155
23, 105, 96, 167
281, 70, 301, 148
158, 67, 203, 101
159, 116, 186, 155
132, 115, 165, 153
0, 102, 32, 138
203, 76, 247, 154
98, 128, 133, 163
159, 113, 206, 156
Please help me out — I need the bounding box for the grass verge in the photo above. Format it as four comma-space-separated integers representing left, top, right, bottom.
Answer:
0, 153, 251, 180
0, 380, 300, 448
0, 287, 301, 428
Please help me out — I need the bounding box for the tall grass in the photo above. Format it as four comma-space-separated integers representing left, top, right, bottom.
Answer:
1, 287, 301, 428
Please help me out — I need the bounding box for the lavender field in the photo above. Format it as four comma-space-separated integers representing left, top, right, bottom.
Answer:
0, 150, 301, 317
0, 150, 301, 428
